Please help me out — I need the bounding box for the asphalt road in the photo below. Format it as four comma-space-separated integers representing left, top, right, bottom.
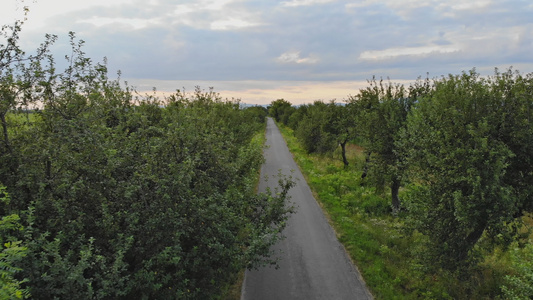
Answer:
241, 118, 373, 300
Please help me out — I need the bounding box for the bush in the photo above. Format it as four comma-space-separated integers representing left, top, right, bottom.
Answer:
0, 28, 294, 298
501, 242, 533, 299
0, 185, 30, 299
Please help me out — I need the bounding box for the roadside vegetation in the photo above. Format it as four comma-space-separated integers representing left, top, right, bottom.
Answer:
3, 3, 533, 299
1, 8, 292, 299
270, 70, 533, 299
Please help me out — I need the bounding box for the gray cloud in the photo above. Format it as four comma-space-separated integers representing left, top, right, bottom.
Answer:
10, 0, 533, 102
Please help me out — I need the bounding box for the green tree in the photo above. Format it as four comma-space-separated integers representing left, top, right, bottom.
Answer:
0, 6, 56, 186
289, 100, 356, 164
351, 78, 416, 212
0, 185, 30, 299
1, 14, 295, 299
403, 69, 531, 271
243, 105, 268, 128
488, 69, 533, 217
323, 100, 357, 167
268, 99, 294, 125
287, 103, 308, 130
294, 101, 336, 154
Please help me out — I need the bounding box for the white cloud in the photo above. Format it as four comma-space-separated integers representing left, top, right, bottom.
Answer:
77, 17, 158, 30
359, 46, 460, 60
346, 1, 434, 12
173, 0, 240, 15
277, 51, 319, 64
171, 1, 261, 30
281, 0, 336, 7
210, 18, 262, 30
346, 0, 494, 20
437, 0, 494, 18
449, 0, 492, 11
9, 0, 133, 30
202, 0, 238, 10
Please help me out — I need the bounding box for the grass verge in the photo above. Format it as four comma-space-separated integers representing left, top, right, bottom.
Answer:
276, 123, 522, 299
221, 123, 267, 300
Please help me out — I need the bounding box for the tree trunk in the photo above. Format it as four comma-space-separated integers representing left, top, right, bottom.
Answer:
361, 151, 372, 179
1, 112, 11, 154
391, 176, 401, 214
456, 222, 487, 265
340, 140, 349, 168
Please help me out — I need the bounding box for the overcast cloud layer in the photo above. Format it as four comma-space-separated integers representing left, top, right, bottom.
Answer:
2, 0, 532, 104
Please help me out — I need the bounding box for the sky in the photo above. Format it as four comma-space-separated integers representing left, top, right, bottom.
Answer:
1, 0, 532, 105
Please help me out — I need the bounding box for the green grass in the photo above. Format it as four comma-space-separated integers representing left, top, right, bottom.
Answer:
4, 111, 40, 135
277, 123, 520, 299
220, 270, 245, 300
221, 124, 267, 300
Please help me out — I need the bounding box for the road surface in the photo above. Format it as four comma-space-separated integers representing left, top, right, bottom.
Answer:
241, 118, 373, 300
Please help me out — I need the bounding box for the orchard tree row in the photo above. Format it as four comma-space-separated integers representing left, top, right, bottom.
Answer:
269, 68, 533, 277
0, 15, 292, 300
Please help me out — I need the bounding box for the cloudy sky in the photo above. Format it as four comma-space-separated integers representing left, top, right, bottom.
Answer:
2, 0, 532, 104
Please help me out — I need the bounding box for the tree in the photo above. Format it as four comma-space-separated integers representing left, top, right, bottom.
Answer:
0, 185, 30, 299
268, 99, 294, 125
1, 12, 295, 299
323, 100, 357, 167
0, 5, 56, 185
351, 78, 416, 212
403, 69, 532, 271
243, 105, 268, 127
288, 100, 357, 165
294, 101, 336, 154
488, 68, 533, 217
287, 103, 307, 130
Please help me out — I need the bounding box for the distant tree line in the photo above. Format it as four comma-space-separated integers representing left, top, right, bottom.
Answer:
1, 14, 291, 299
269, 68, 533, 280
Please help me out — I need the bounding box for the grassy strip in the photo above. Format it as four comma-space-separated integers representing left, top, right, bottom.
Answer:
221, 124, 267, 300
276, 123, 517, 299
221, 270, 245, 300
277, 125, 427, 299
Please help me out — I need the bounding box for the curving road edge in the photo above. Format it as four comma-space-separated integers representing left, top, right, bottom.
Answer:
241, 118, 373, 300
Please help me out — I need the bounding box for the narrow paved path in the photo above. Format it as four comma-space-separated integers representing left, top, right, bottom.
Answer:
241, 118, 373, 300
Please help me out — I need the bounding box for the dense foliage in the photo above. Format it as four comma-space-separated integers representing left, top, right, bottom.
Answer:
270, 68, 533, 298
351, 79, 413, 212
1, 18, 293, 299
283, 100, 357, 165
402, 69, 533, 272
0, 186, 30, 299
502, 242, 533, 299
294, 101, 336, 155
268, 99, 294, 126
